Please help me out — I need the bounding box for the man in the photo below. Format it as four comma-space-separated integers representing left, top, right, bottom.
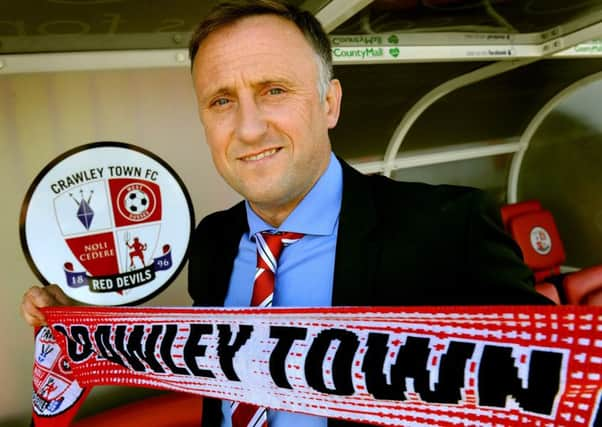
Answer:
22, 1, 551, 426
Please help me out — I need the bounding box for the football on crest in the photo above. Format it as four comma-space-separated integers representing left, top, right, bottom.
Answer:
125, 189, 149, 215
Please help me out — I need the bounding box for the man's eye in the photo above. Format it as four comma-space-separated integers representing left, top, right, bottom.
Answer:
212, 98, 230, 107
267, 88, 284, 95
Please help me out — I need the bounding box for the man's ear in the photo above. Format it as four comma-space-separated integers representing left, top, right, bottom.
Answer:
324, 79, 342, 129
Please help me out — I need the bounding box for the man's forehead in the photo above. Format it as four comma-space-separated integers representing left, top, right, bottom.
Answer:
193, 15, 316, 94
197, 14, 310, 58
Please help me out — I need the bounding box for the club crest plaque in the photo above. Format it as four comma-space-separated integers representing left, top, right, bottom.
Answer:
20, 142, 194, 305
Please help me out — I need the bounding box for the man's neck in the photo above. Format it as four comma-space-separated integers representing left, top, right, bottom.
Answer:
248, 196, 304, 228
248, 152, 332, 228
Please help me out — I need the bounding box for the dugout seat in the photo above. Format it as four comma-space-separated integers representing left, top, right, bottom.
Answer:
72, 392, 202, 427
501, 200, 602, 305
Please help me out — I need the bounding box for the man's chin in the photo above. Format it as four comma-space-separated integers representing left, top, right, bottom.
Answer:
238, 180, 289, 204
246, 190, 301, 211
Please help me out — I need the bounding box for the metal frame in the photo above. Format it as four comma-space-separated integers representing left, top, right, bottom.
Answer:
312, 0, 374, 33
329, 8, 602, 48
506, 70, 602, 203
351, 138, 521, 175
0, 49, 189, 74
555, 38, 602, 58
2, 39, 602, 75
329, 11, 602, 63
1, 22, 602, 74
0, 32, 189, 54
332, 45, 538, 64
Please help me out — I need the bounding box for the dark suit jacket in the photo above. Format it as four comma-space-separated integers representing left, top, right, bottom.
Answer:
188, 159, 550, 426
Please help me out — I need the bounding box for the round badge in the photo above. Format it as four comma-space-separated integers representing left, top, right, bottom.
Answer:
20, 142, 194, 306
530, 226, 552, 255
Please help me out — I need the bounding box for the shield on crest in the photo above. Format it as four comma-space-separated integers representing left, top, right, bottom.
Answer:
57, 178, 162, 279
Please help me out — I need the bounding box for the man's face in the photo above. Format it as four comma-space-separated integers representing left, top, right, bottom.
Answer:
192, 15, 341, 220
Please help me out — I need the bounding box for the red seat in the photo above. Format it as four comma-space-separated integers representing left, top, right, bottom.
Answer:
72, 392, 202, 427
501, 200, 602, 305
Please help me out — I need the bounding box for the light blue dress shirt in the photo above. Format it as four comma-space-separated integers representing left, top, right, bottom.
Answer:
220, 153, 343, 427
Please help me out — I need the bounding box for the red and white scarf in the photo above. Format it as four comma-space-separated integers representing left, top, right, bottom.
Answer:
33, 305, 602, 426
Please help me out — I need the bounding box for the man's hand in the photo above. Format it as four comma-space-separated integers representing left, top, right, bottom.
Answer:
21, 284, 71, 327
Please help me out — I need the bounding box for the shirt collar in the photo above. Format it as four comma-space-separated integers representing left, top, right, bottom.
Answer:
245, 152, 342, 237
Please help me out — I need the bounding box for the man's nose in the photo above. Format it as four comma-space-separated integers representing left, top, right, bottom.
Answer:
235, 96, 267, 144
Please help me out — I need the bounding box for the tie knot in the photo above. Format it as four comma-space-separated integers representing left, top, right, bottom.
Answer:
256, 231, 304, 267
261, 230, 304, 244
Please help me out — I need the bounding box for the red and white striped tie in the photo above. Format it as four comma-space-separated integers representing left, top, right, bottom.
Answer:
231, 231, 304, 427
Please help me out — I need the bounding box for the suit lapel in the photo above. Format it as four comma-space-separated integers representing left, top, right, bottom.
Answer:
332, 160, 381, 307
207, 202, 248, 306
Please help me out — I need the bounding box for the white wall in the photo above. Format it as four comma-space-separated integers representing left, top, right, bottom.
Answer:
0, 67, 240, 424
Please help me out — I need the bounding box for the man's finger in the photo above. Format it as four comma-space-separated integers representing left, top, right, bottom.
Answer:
25, 286, 58, 308
20, 294, 47, 327
46, 284, 71, 306
21, 284, 73, 328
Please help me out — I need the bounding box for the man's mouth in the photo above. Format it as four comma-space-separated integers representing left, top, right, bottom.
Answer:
240, 147, 281, 162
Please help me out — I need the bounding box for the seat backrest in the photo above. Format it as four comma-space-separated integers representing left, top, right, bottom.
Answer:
503, 201, 602, 306
501, 200, 566, 282
500, 199, 541, 230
